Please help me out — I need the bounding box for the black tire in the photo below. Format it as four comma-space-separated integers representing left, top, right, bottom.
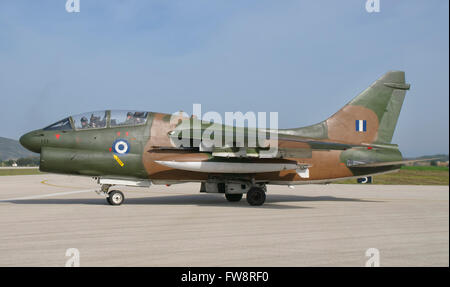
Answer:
225, 193, 243, 202
107, 190, 124, 206
246, 187, 266, 206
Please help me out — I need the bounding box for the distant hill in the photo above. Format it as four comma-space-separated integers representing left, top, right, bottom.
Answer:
0, 137, 37, 161
415, 154, 449, 161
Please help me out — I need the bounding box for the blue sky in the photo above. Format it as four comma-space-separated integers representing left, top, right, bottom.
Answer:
0, 0, 448, 157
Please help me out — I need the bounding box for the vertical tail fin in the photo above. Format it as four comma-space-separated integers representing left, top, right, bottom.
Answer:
284, 71, 410, 144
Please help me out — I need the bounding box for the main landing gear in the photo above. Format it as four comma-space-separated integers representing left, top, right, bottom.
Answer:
246, 186, 266, 206
225, 193, 243, 202
223, 185, 267, 206
97, 184, 125, 206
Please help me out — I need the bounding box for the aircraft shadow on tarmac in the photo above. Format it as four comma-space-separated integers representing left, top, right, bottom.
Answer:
6, 194, 381, 209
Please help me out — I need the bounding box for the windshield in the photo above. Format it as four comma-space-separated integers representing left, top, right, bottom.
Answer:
43, 118, 72, 131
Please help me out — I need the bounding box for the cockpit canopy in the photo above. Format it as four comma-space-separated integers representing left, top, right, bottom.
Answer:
72, 111, 108, 130
43, 110, 149, 131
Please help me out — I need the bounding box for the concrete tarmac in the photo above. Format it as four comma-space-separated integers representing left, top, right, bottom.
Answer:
0, 174, 448, 266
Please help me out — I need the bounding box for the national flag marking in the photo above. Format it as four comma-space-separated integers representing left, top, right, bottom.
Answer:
355, 120, 367, 132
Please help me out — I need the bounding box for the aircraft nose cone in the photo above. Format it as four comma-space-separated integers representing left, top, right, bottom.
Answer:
20, 131, 42, 153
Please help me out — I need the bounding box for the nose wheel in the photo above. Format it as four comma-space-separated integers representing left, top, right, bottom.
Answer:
107, 190, 125, 206
97, 184, 125, 206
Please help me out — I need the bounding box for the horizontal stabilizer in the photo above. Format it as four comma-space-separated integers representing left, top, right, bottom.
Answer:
347, 158, 440, 168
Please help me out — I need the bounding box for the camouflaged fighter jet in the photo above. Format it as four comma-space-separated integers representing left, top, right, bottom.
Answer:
21, 71, 419, 206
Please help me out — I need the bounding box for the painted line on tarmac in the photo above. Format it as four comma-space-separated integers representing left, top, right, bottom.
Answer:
40, 179, 87, 189
0, 189, 96, 202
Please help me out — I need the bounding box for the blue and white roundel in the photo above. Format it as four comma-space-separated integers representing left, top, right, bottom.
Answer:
113, 139, 129, 154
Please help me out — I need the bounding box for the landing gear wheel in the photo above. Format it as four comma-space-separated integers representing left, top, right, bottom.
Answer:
225, 193, 243, 202
246, 187, 266, 206
107, 190, 124, 206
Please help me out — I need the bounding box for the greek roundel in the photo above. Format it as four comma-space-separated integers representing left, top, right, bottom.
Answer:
355, 120, 367, 132
112, 139, 130, 154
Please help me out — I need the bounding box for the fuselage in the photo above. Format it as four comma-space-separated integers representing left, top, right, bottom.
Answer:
20, 110, 402, 185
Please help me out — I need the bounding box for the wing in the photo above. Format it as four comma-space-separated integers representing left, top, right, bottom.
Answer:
166, 119, 364, 159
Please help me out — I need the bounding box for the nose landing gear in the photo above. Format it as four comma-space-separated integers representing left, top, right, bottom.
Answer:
107, 190, 125, 205
96, 184, 125, 206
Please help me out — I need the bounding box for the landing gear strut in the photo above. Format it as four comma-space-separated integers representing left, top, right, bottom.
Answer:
246, 186, 266, 206
96, 184, 125, 206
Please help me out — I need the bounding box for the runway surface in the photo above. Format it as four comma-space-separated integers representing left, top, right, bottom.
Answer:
0, 174, 448, 266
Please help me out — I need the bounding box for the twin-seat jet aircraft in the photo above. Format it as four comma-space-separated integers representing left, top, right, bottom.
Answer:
21, 71, 417, 206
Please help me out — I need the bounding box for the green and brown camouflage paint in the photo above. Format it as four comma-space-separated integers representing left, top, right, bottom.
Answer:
20, 71, 409, 185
